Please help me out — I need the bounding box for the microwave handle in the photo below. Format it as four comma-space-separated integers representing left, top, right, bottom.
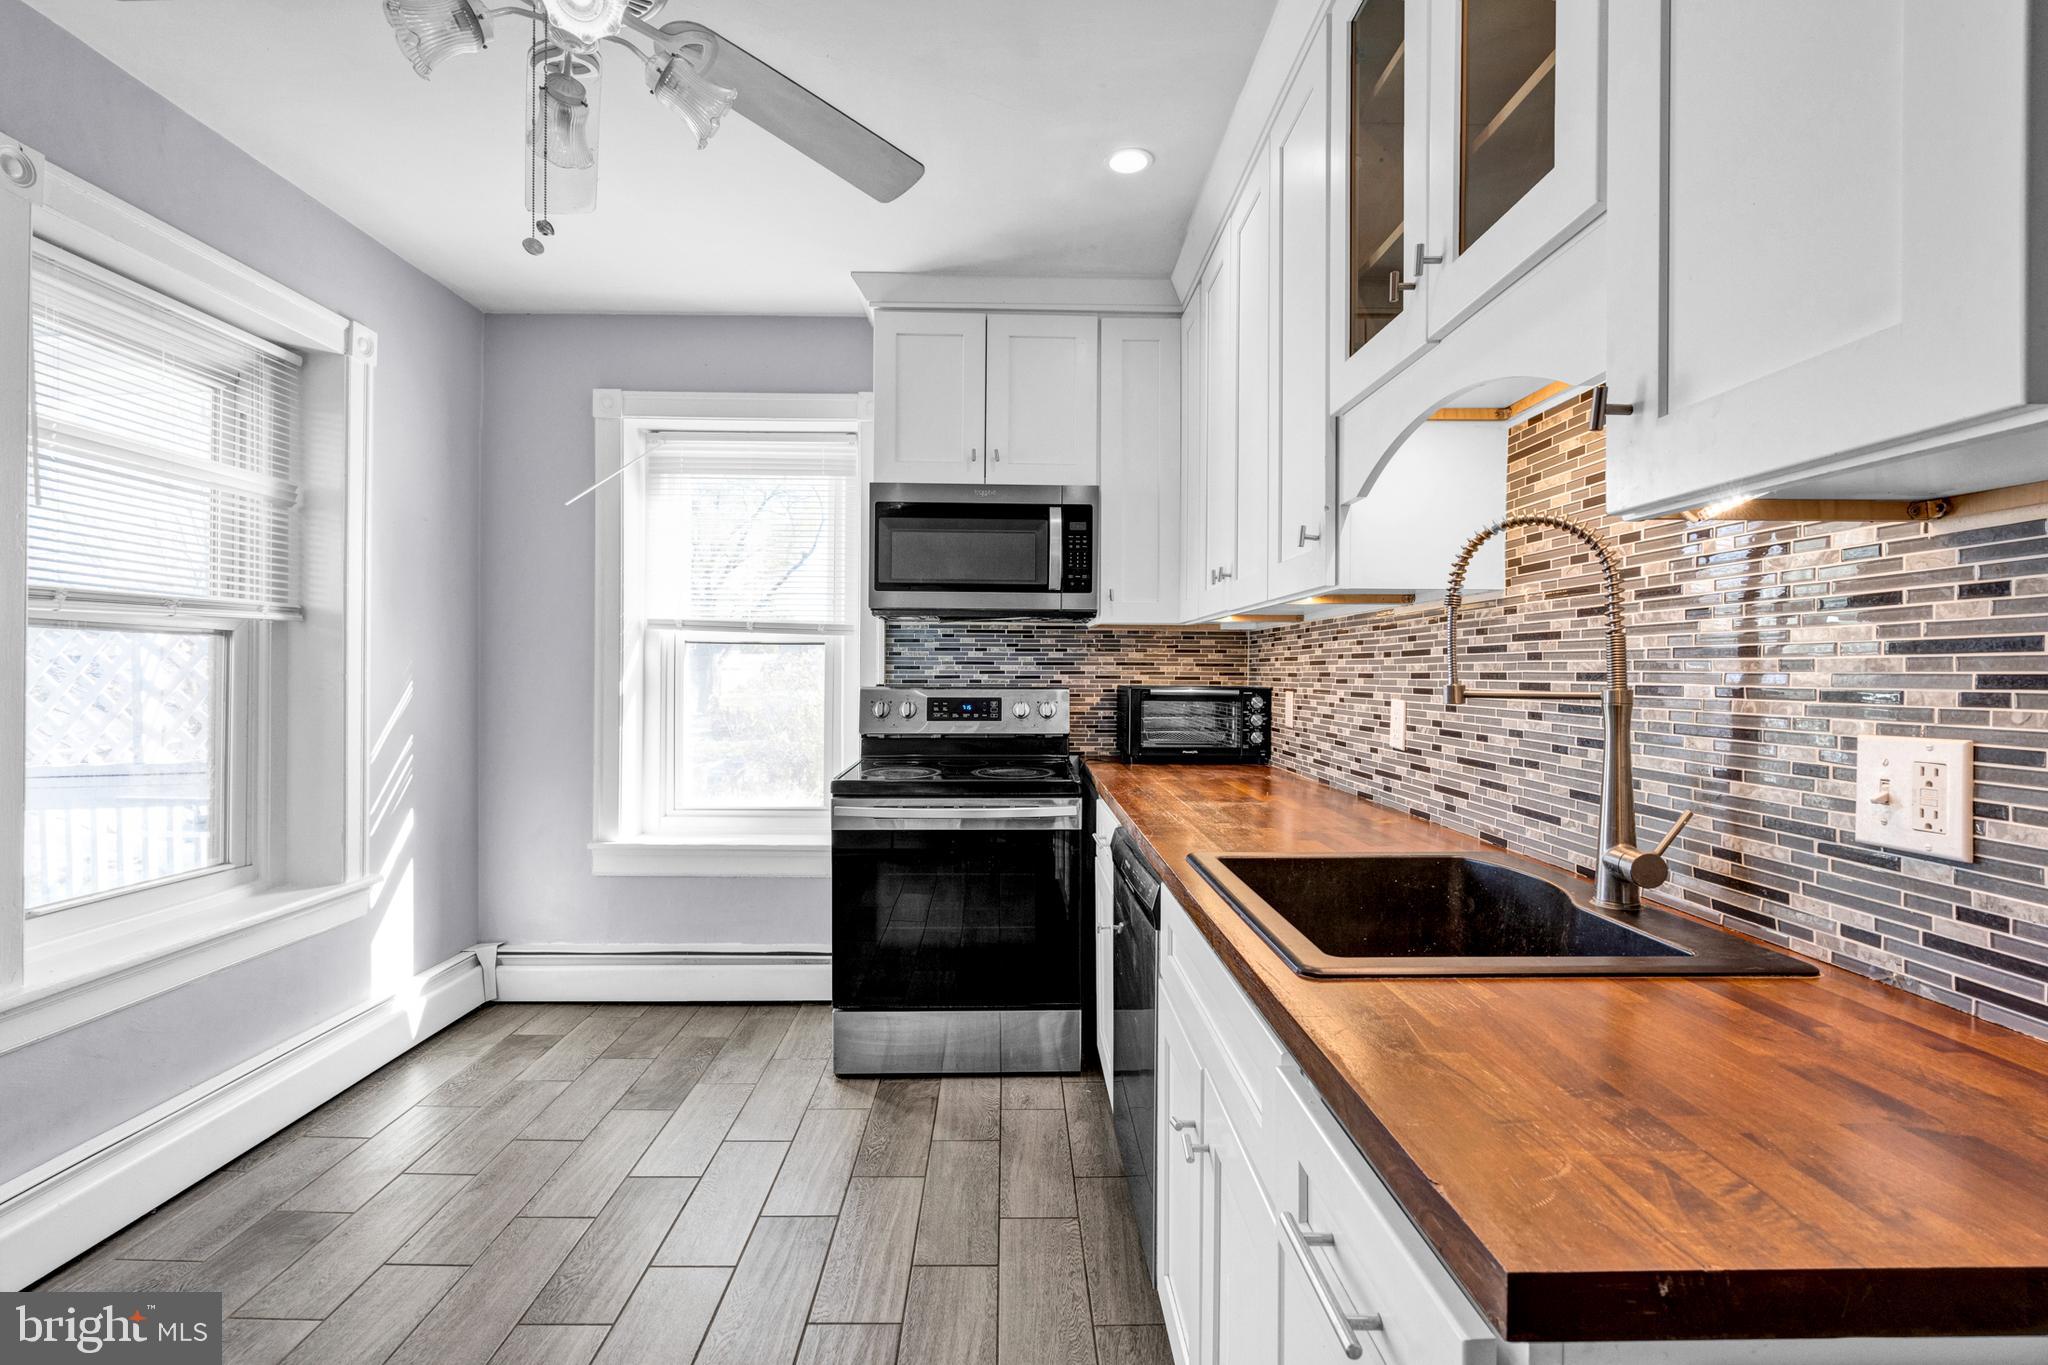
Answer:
1048, 506, 1063, 591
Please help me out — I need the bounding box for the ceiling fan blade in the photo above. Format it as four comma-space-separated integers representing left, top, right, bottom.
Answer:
664, 22, 924, 203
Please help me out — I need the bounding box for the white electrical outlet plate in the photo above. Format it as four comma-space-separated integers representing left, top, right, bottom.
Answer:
1389, 697, 1408, 751
1284, 690, 1296, 728
1855, 736, 1973, 862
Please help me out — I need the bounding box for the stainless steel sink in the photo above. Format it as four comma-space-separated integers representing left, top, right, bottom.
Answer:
1189, 852, 1816, 978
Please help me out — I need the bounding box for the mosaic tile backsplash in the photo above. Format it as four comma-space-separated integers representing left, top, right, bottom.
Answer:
883, 623, 1250, 756
1253, 394, 2048, 1040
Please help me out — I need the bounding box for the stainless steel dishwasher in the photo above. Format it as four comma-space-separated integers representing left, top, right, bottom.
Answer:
1108, 827, 1161, 1282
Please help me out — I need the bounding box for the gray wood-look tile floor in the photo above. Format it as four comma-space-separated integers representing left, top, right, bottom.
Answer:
36, 1003, 1169, 1365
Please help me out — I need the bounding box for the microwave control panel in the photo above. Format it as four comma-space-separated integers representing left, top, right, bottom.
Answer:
1061, 510, 1093, 593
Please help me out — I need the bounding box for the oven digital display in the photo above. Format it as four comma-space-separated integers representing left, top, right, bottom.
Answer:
927, 697, 1003, 722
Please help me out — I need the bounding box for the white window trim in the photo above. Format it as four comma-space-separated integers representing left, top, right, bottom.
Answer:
0, 129, 377, 1051
590, 389, 879, 879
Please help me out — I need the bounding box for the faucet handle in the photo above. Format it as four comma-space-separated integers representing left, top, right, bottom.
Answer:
1651, 809, 1695, 860
1603, 809, 1695, 896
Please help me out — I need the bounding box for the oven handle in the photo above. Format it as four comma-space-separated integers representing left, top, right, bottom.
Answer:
833, 801, 1082, 832
1048, 506, 1064, 592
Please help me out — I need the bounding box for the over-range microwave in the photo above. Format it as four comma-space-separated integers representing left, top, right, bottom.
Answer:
869, 484, 1097, 620
1116, 686, 1271, 764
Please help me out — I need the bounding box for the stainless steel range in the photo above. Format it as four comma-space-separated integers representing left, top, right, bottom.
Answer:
830, 685, 1086, 1075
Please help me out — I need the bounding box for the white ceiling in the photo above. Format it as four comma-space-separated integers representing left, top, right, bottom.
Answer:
26, 0, 1277, 315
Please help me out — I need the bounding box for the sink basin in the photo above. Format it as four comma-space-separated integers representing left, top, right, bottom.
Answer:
1189, 852, 1816, 978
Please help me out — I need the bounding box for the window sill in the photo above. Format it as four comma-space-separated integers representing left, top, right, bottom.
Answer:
1, 877, 379, 1055
589, 837, 830, 879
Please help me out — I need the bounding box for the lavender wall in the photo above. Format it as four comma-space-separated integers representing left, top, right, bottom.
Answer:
476, 314, 872, 949
0, 0, 484, 1180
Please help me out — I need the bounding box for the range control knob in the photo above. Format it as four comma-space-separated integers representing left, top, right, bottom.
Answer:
871, 700, 890, 719
1013, 701, 1031, 718
899, 700, 917, 719
1039, 700, 1058, 718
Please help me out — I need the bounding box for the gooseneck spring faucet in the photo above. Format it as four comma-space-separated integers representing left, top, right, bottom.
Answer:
1443, 513, 1691, 911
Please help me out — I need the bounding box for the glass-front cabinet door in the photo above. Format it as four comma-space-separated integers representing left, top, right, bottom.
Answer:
1422, 0, 1604, 338
1331, 0, 1435, 411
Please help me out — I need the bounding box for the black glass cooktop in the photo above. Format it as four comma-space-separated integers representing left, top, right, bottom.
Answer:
831, 754, 1083, 800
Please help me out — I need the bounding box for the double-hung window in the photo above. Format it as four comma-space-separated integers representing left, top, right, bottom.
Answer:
594, 394, 867, 875
22, 244, 299, 916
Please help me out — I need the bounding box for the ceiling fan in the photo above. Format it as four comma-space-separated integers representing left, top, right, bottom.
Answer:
120, 0, 925, 247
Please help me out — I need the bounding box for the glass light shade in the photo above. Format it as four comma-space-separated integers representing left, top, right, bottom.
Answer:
648, 52, 737, 149
382, 0, 488, 79
543, 0, 632, 48
527, 50, 602, 215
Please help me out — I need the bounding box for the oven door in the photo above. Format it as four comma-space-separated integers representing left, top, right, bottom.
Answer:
1123, 687, 1253, 760
831, 798, 1084, 1073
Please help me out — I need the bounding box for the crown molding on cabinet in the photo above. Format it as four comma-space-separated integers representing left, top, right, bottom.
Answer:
851, 272, 1180, 317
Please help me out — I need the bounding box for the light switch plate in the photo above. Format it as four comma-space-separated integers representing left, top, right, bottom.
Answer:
1855, 736, 1972, 862
1389, 697, 1408, 751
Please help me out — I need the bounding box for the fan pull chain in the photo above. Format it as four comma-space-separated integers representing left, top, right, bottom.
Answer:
522, 9, 551, 256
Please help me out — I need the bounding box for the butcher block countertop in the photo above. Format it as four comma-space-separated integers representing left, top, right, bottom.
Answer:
1085, 759, 2048, 1344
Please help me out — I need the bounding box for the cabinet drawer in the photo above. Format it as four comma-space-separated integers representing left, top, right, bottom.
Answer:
1272, 1065, 1496, 1365
1160, 888, 1285, 1144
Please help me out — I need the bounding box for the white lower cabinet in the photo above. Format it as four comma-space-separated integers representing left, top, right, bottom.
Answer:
1091, 805, 1118, 1094
1157, 988, 1209, 1365
1143, 875, 2048, 1365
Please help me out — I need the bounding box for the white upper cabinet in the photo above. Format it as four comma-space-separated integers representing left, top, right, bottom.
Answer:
872, 309, 1099, 487
986, 314, 1100, 486
1420, 0, 1605, 339
1605, 1, 2048, 516
1232, 169, 1275, 610
1268, 20, 1338, 602
1098, 318, 1184, 624
1191, 240, 1240, 619
1331, 0, 1437, 412
873, 310, 987, 483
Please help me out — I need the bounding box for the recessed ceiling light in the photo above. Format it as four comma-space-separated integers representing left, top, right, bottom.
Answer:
1107, 148, 1154, 175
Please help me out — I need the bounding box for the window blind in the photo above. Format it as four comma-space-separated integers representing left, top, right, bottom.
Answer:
27, 242, 303, 619
641, 430, 856, 632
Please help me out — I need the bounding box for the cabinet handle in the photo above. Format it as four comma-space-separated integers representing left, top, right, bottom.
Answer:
969, 448, 979, 462
1167, 1116, 1209, 1163
1281, 1210, 1383, 1359
1096, 921, 1126, 936
992, 448, 1002, 462
1107, 587, 1115, 603
1387, 268, 1410, 302
1298, 524, 1323, 547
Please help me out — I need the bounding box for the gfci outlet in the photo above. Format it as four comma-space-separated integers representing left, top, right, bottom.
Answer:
1389, 696, 1408, 751
1284, 690, 1297, 728
1856, 736, 1973, 862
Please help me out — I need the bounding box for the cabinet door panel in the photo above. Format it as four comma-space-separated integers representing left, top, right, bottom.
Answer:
1205, 1072, 1278, 1365
1606, 0, 2041, 516
1092, 827, 1116, 1086
1230, 175, 1273, 608
1100, 317, 1184, 624
1269, 22, 1337, 601
1179, 297, 1210, 621
1422, 0, 1603, 339
1197, 246, 1238, 618
1157, 993, 1207, 1365
986, 314, 1099, 485
875, 311, 986, 483
1331, 0, 1436, 413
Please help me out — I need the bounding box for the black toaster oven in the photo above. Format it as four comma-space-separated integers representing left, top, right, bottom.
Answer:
1114, 686, 1270, 764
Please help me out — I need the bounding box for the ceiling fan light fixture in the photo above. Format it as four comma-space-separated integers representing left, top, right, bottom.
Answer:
647, 50, 738, 150
528, 46, 602, 214
382, 0, 490, 79
541, 0, 632, 49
